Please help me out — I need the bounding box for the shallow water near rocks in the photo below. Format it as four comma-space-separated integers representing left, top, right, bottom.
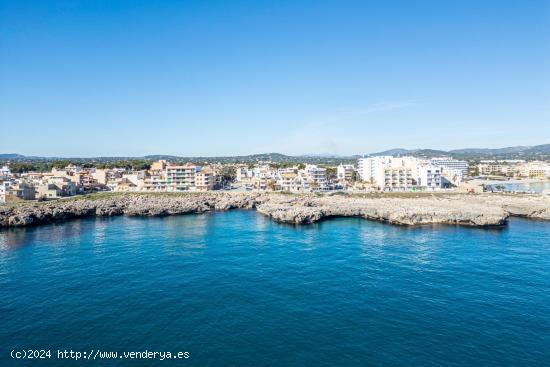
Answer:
1, 211, 549, 366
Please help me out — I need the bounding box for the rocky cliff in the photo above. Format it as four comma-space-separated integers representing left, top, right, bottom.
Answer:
0, 192, 549, 228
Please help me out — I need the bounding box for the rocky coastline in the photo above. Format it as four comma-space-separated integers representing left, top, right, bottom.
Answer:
1, 192, 549, 228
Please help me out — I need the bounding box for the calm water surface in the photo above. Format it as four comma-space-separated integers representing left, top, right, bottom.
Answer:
1, 211, 549, 366
485, 181, 550, 193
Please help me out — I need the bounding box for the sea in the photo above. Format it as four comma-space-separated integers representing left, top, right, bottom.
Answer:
1, 211, 549, 366
484, 181, 550, 194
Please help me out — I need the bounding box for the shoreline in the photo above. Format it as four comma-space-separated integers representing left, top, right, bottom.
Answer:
472, 178, 550, 185
1, 191, 549, 228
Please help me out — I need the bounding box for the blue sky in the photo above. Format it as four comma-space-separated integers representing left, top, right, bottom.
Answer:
1, 0, 549, 157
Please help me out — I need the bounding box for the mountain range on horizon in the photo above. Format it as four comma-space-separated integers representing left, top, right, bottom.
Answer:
370, 144, 550, 158
1, 144, 549, 162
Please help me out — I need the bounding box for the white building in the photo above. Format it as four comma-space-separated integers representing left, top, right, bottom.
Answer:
278, 172, 302, 192
304, 164, 328, 191
0, 166, 12, 178
236, 166, 253, 181
417, 165, 442, 190
430, 157, 468, 181
358, 156, 442, 191
357, 156, 393, 184
0, 185, 6, 203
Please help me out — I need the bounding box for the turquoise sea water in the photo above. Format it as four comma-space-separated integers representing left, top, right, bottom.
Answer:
1, 211, 549, 366
485, 181, 550, 193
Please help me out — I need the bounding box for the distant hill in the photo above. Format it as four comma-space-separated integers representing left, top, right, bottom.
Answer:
372, 148, 449, 157
0, 154, 26, 159
371, 148, 413, 156
370, 144, 550, 160
144, 152, 326, 164
447, 144, 550, 159
0, 152, 357, 165
2, 144, 549, 164
448, 146, 531, 155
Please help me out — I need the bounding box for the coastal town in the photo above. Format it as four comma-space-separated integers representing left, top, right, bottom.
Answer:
2, 1, 549, 366
1, 155, 550, 203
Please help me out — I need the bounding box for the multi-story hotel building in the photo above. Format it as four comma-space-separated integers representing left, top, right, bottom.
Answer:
357, 156, 392, 184
358, 156, 442, 191
430, 157, 468, 181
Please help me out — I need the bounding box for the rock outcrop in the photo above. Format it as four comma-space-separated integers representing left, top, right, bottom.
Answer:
0, 192, 549, 228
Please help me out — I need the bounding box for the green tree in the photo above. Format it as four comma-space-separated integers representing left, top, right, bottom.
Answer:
220, 166, 236, 184
325, 167, 337, 181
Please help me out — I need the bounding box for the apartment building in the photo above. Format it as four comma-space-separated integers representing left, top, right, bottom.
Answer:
417, 165, 442, 190
475, 160, 550, 178
519, 161, 550, 178
90, 168, 124, 186
430, 157, 468, 181
357, 156, 442, 191
279, 172, 303, 192
304, 164, 328, 191
195, 167, 215, 191
384, 167, 413, 191
47, 167, 96, 193
143, 174, 167, 191
337, 164, 355, 183
477, 163, 516, 176
358, 156, 407, 189
357, 156, 393, 184
166, 163, 198, 191
236, 166, 253, 181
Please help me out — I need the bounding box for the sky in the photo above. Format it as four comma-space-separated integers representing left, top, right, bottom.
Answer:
0, 0, 549, 157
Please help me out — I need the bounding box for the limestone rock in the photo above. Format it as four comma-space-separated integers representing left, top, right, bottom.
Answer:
0, 192, 549, 228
